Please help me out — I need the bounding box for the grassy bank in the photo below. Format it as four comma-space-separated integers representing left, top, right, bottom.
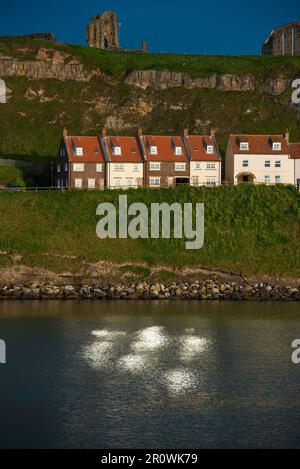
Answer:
0, 185, 299, 278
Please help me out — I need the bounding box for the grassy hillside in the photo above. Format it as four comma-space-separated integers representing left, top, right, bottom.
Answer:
0, 185, 299, 278
0, 38, 300, 164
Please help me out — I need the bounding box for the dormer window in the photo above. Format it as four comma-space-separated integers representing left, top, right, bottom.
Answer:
175, 146, 182, 156
194, 146, 199, 152
76, 147, 83, 156
239, 142, 249, 151
150, 146, 157, 155
131, 147, 136, 154
272, 142, 281, 151
113, 146, 121, 156
206, 145, 214, 154
94, 148, 99, 154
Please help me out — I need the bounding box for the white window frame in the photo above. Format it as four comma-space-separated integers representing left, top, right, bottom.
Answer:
206, 163, 216, 170
133, 165, 139, 172
126, 179, 133, 187
150, 146, 158, 155
272, 142, 282, 151
206, 145, 214, 154
275, 160, 281, 168
149, 177, 160, 187
73, 163, 84, 172
96, 164, 103, 173
150, 162, 161, 171
114, 164, 124, 171
175, 163, 186, 171
264, 160, 271, 168
240, 142, 249, 151
205, 177, 216, 186
195, 163, 201, 170
114, 178, 121, 187
264, 175, 271, 184
275, 175, 281, 184
113, 146, 122, 156
75, 178, 82, 189
242, 160, 249, 168
64, 163, 68, 172
175, 146, 182, 156
57, 164, 61, 173
88, 179, 96, 189
76, 147, 83, 156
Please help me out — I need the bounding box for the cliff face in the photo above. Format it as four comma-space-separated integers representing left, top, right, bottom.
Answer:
0, 41, 299, 159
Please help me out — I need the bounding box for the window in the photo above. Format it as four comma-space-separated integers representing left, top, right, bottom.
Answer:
275, 175, 281, 184
64, 164, 68, 172
113, 146, 121, 156
114, 179, 121, 187
133, 165, 139, 172
240, 142, 249, 151
150, 177, 160, 187
60, 148, 65, 157
150, 146, 158, 155
131, 147, 136, 154
242, 160, 249, 168
75, 179, 82, 189
195, 163, 201, 170
194, 146, 199, 152
206, 177, 216, 186
175, 146, 182, 156
264, 175, 271, 184
126, 179, 133, 187
206, 163, 216, 170
175, 163, 186, 171
272, 142, 282, 151
150, 162, 161, 171
264, 160, 271, 168
73, 163, 84, 172
57, 164, 61, 173
206, 145, 214, 154
76, 147, 83, 156
94, 148, 99, 154
114, 164, 124, 171
88, 179, 95, 189
96, 164, 103, 173
275, 160, 281, 168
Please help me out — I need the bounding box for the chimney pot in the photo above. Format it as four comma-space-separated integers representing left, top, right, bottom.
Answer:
63, 127, 68, 137
138, 127, 143, 137
285, 128, 290, 144
183, 128, 189, 138
102, 128, 107, 138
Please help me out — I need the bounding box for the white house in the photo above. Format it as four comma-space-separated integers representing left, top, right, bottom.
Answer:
225, 132, 296, 185
184, 131, 222, 186
101, 132, 144, 189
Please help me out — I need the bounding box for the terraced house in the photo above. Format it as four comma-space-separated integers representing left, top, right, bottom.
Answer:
100, 130, 144, 189
225, 131, 300, 186
56, 128, 222, 189
56, 129, 105, 189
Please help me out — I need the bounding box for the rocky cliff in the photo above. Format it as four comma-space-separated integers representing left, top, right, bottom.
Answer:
0, 38, 299, 159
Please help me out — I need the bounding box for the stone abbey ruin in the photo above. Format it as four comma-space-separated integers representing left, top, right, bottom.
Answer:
86, 10, 147, 53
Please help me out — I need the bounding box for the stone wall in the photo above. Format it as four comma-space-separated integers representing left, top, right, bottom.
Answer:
263, 22, 300, 56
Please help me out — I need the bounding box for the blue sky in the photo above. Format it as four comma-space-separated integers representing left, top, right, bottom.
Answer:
1, 0, 299, 55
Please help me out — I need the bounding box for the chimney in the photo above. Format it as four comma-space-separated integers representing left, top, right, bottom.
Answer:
63, 127, 68, 137
138, 127, 143, 137
183, 128, 189, 138
101, 128, 107, 138
210, 128, 216, 138
285, 128, 290, 144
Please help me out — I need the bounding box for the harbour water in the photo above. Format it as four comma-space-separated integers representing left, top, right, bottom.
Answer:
0, 300, 299, 448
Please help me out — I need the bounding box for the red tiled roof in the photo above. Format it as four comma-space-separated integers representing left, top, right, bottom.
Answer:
104, 136, 143, 163
289, 143, 300, 159
185, 135, 220, 161
141, 136, 189, 162
229, 134, 289, 155
65, 136, 105, 162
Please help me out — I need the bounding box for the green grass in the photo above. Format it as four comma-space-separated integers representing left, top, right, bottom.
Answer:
1, 37, 300, 77
0, 185, 299, 278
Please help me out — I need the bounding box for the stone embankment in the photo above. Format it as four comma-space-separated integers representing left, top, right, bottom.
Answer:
0, 281, 299, 300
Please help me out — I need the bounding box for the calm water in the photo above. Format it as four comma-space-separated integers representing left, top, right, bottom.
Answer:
0, 300, 300, 449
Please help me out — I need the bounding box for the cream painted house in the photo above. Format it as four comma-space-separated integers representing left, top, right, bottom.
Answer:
101, 132, 144, 189
225, 132, 296, 185
184, 131, 222, 186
